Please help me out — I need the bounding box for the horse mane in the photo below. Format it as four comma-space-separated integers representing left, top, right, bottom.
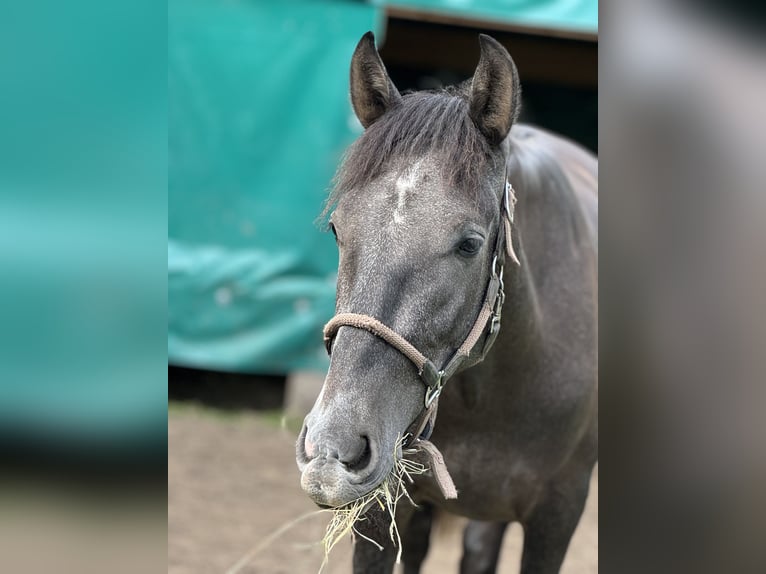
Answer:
321, 86, 497, 223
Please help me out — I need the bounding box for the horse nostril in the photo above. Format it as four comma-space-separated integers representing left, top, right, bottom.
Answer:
304, 434, 317, 459
341, 435, 372, 472
297, 423, 314, 463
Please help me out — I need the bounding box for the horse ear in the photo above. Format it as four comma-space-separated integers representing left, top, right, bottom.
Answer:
350, 32, 402, 128
469, 35, 521, 145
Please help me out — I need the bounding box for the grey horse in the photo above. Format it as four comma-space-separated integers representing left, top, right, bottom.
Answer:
297, 32, 597, 574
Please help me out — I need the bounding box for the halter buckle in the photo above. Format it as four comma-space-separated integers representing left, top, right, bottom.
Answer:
490, 314, 501, 334
424, 371, 445, 408
490, 310, 501, 334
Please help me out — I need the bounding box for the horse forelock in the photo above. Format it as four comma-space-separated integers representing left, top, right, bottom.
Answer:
321, 88, 501, 223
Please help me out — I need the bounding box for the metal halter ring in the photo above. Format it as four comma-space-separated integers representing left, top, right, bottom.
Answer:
424, 371, 445, 407
490, 283, 505, 334
489, 258, 505, 334
491, 254, 500, 278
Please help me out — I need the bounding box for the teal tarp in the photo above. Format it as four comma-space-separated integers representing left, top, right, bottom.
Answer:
168, 0, 596, 376
376, 0, 598, 34
168, 0, 381, 374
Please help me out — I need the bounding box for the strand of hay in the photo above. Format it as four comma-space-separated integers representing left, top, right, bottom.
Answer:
319, 436, 426, 572
224, 508, 329, 574
224, 437, 426, 574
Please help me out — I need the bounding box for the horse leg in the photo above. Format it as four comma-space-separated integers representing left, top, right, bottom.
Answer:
519, 469, 592, 574
352, 508, 397, 574
401, 504, 434, 574
352, 502, 418, 574
459, 520, 510, 574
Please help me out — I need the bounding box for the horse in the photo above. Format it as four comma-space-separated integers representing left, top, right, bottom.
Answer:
296, 32, 597, 574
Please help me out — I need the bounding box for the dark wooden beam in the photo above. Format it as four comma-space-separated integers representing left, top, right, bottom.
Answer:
379, 8, 598, 89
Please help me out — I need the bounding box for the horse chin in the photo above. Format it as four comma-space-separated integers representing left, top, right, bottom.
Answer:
300, 456, 390, 508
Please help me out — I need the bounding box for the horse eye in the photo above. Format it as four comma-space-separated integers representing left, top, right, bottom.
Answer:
329, 223, 338, 242
457, 236, 483, 257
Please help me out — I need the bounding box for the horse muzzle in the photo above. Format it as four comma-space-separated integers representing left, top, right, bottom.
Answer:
296, 423, 386, 507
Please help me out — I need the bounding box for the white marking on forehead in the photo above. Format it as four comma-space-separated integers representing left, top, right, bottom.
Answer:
393, 160, 424, 224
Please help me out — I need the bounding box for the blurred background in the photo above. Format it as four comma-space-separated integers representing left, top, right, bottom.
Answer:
167, 0, 597, 385
167, 1, 597, 573
4, 0, 762, 573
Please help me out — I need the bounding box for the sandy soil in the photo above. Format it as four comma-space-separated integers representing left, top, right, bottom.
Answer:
168, 405, 597, 574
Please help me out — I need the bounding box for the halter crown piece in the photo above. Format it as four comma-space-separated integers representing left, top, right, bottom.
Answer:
322, 172, 519, 500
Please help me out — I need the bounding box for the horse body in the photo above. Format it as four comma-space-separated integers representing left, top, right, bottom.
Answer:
363, 125, 598, 574
297, 33, 597, 574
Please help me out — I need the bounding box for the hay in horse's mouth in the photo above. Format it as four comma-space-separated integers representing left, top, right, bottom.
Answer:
319, 436, 426, 571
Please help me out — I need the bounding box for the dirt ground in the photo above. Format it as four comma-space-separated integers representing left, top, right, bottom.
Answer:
168, 404, 597, 574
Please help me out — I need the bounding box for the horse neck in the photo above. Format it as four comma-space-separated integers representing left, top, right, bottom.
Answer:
495, 130, 598, 360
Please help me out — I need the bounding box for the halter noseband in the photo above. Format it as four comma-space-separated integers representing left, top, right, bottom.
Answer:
322, 174, 519, 444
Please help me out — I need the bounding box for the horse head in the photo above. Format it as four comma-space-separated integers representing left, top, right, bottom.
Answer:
296, 32, 521, 508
